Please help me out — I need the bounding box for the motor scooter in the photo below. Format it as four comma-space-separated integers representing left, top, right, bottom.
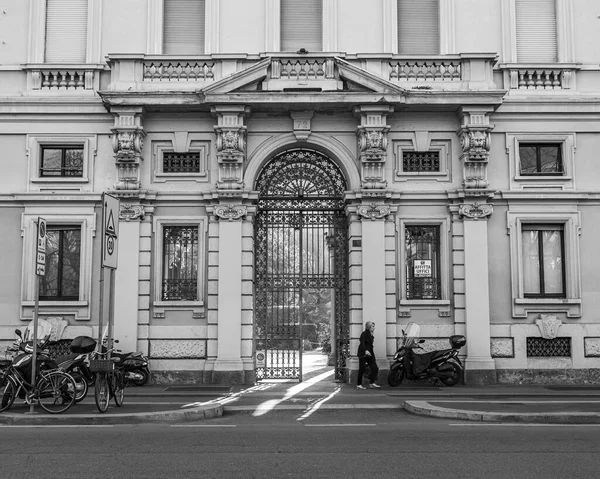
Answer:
387, 322, 465, 387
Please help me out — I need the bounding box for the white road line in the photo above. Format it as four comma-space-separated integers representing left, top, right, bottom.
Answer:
171, 425, 237, 428
297, 386, 341, 421
435, 400, 600, 404
449, 423, 600, 427
304, 423, 377, 427
0, 425, 114, 428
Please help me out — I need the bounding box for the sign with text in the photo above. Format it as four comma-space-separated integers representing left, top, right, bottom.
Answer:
102, 193, 120, 269
413, 260, 432, 278
36, 217, 46, 276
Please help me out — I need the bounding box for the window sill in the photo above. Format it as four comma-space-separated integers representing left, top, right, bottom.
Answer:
154, 301, 204, 307
513, 298, 582, 319
22, 300, 87, 307
399, 300, 451, 318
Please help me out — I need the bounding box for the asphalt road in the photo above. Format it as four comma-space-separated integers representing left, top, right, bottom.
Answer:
1, 408, 599, 479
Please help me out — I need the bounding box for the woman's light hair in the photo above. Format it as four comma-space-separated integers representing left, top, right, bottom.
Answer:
365, 321, 373, 329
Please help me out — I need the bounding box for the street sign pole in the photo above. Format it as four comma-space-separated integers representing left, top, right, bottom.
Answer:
100, 193, 119, 357
29, 217, 46, 414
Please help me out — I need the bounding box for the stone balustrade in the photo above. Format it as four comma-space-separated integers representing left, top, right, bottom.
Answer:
499, 64, 580, 91
23, 64, 104, 93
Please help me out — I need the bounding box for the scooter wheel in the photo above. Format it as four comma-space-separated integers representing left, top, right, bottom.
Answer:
387, 366, 404, 387
130, 369, 149, 387
71, 371, 89, 403
439, 362, 462, 386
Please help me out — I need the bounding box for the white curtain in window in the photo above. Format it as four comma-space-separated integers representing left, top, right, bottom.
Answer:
522, 230, 541, 294
516, 0, 558, 63
542, 230, 563, 294
397, 0, 440, 55
280, 0, 323, 52
163, 0, 206, 55
45, 0, 88, 63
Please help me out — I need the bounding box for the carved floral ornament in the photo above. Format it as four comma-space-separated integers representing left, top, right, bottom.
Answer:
119, 203, 145, 221
458, 202, 493, 220
357, 203, 390, 221
214, 204, 247, 221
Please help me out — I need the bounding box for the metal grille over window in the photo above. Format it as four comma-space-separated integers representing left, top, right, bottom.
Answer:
526, 337, 571, 357
41, 147, 84, 177
403, 151, 440, 172
162, 226, 198, 301
405, 225, 441, 300
163, 152, 201, 173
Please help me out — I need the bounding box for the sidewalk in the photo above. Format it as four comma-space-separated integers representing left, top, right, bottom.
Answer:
2, 381, 600, 425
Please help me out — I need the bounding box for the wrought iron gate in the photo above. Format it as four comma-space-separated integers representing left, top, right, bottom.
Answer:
254, 149, 349, 382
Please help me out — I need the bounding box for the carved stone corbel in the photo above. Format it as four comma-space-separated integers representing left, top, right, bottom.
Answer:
214, 204, 247, 221
119, 203, 145, 222
355, 105, 393, 189
357, 203, 390, 221
457, 108, 494, 190
212, 106, 250, 190
458, 202, 493, 221
536, 314, 562, 340
110, 107, 146, 190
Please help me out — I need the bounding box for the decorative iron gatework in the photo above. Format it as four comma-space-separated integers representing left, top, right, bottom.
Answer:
254, 149, 349, 382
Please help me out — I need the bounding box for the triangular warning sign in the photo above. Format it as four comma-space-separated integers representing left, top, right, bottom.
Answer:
106, 210, 116, 235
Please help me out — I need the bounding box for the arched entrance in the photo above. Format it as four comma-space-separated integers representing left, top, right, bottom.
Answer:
254, 149, 349, 382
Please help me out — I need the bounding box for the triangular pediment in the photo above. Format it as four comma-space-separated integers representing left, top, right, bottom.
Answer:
201, 56, 406, 96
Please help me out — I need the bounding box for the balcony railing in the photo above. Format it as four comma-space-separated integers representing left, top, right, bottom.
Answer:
23, 64, 104, 93
499, 63, 580, 91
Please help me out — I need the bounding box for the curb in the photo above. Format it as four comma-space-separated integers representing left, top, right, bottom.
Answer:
0, 404, 223, 426
403, 400, 600, 424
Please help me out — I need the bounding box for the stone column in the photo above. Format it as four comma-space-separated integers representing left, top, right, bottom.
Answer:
110, 106, 146, 191
357, 203, 391, 363
113, 203, 145, 353
209, 202, 248, 383
459, 202, 497, 384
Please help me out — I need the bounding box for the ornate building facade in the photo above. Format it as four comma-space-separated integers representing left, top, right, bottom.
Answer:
1, 0, 600, 385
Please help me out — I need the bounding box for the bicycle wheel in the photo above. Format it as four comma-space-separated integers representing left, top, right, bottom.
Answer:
94, 373, 110, 413
113, 370, 124, 407
0, 373, 17, 412
37, 371, 76, 414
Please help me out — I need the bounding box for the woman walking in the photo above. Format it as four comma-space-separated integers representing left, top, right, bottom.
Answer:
356, 321, 380, 389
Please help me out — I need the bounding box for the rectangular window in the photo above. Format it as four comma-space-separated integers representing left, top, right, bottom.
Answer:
162, 226, 199, 301
280, 0, 323, 52
405, 225, 441, 300
163, 0, 206, 55
519, 143, 562, 175
402, 151, 440, 173
516, 0, 557, 63
40, 146, 84, 177
397, 0, 440, 55
163, 152, 201, 173
41, 227, 81, 301
45, 0, 88, 63
521, 225, 565, 298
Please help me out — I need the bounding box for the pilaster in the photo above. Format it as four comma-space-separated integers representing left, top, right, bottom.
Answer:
110, 106, 146, 191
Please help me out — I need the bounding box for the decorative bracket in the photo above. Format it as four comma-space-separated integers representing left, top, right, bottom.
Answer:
457, 107, 494, 189
212, 105, 250, 190
355, 105, 393, 189
119, 203, 145, 222
214, 204, 247, 221
110, 107, 146, 190
357, 203, 390, 221
458, 202, 493, 220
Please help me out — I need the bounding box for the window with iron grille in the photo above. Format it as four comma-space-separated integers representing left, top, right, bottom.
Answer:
163, 152, 201, 173
40, 146, 84, 177
519, 143, 563, 175
402, 151, 440, 172
526, 337, 571, 357
40, 226, 81, 301
162, 226, 199, 301
405, 225, 441, 300
521, 224, 565, 298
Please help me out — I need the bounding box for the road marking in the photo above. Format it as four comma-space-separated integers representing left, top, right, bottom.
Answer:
437, 400, 600, 404
181, 383, 276, 409
297, 386, 341, 421
171, 425, 237, 428
449, 423, 600, 427
304, 424, 377, 427
0, 425, 114, 428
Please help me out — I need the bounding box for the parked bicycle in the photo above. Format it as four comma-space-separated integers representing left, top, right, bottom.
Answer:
0, 329, 76, 414
90, 346, 125, 413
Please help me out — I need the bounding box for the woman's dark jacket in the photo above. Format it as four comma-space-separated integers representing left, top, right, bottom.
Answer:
357, 330, 375, 359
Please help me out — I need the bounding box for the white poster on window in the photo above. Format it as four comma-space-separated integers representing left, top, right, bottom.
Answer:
414, 260, 432, 278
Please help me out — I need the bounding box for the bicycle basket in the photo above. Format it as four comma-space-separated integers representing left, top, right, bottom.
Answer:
89, 359, 114, 372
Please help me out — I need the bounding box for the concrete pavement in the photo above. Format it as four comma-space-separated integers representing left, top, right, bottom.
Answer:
2, 380, 600, 425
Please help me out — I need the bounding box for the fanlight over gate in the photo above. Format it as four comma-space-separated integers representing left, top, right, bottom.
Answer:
254, 149, 349, 381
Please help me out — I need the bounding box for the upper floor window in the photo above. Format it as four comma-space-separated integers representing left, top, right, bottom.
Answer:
40, 146, 84, 178
519, 143, 563, 175
163, 0, 206, 54
516, 0, 557, 63
521, 225, 565, 298
397, 0, 440, 55
405, 225, 441, 300
40, 226, 81, 301
45, 0, 88, 63
280, 0, 323, 52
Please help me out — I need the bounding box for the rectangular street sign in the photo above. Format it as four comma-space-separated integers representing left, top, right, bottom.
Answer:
36, 263, 45, 276
36, 217, 46, 276
102, 193, 120, 269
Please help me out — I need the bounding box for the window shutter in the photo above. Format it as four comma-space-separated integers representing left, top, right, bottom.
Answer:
163, 0, 206, 55
397, 0, 440, 55
45, 0, 88, 63
280, 0, 323, 52
516, 0, 558, 63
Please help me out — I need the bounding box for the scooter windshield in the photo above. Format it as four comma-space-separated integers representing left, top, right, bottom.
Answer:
403, 322, 421, 348
23, 318, 53, 344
